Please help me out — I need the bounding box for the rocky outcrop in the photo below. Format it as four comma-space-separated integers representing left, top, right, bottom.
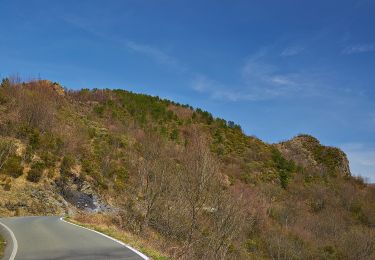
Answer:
276, 134, 351, 177
56, 176, 113, 213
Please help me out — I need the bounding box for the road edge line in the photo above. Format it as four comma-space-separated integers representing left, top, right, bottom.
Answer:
0, 220, 18, 260
59, 217, 149, 260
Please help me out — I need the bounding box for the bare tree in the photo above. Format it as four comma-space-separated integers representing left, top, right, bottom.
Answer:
179, 129, 217, 244
0, 139, 14, 171
136, 133, 173, 232
18, 82, 56, 132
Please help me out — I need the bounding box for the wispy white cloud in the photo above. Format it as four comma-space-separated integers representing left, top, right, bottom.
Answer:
342, 143, 375, 168
342, 44, 375, 54
126, 41, 180, 67
191, 75, 259, 102
341, 143, 375, 183
270, 76, 295, 85
191, 48, 326, 102
62, 16, 187, 73
191, 41, 371, 103
241, 60, 304, 99
280, 46, 305, 56
62, 15, 105, 38
125, 41, 188, 73
191, 66, 313, 102
191, 75, 216, 92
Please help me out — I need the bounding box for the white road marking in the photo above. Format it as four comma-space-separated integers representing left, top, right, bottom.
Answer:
0, 220, 18, 260
59, 217, 149, 260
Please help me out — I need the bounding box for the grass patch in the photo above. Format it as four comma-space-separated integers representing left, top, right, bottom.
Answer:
64, 216, 170, 260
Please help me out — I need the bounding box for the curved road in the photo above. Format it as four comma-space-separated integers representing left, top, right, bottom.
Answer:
0, 216, 147, 260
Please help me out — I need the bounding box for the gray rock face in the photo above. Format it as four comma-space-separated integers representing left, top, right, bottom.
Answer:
56, 176, 113, 213
62, 189, 96, 210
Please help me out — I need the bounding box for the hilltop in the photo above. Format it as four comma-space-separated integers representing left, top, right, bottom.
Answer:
0, 78, 374, 259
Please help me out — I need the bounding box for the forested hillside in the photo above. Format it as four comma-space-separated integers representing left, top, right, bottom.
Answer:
0, 78, 374, 259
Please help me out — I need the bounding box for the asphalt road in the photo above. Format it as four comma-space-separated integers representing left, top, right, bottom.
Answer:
0, 216, 147, 260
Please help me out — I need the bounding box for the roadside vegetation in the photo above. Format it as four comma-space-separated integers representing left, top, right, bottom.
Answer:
0, 78, 374, 259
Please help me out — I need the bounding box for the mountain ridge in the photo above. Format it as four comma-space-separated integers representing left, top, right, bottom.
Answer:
0, 78, 374, 259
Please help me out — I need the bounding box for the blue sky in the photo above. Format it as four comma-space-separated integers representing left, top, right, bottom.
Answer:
1, 0, 374, 182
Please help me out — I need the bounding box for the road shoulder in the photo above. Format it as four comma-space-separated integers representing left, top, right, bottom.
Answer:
0, 220, 17, 260
61, 217, 149, 260
0, 233, 5, 259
